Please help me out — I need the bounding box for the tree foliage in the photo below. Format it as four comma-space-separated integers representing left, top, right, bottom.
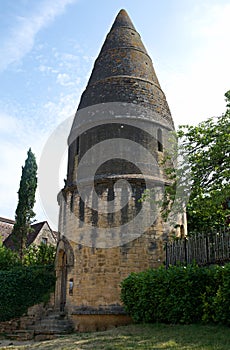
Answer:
0, 243, 56, 270
161, 91, 230, 234
12, 148, 38, 256
23, 243, 56, 266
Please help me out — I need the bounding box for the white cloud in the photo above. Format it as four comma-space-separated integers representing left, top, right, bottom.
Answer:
56, 73, 74, 86
38, 65, 55, 73
0, 0, 78, 72
0, 111, 20, 134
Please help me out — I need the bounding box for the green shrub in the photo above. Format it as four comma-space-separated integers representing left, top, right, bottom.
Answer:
121, 263, 230, 325
212, 264, 230, 325
201, 265, 223, 323
0, 245, 22, 270
0, 265, 55, 321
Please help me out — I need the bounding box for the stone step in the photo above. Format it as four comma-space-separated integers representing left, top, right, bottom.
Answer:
6, 330, 34, 341
33, 323, 73, 332
29, 312, 74, 335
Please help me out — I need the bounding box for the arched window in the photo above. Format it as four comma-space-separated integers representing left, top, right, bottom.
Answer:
157, 128, 163, 152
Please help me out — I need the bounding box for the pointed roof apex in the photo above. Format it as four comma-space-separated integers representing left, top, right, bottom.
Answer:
111, 9, 136, 31
75, 9, 174, 129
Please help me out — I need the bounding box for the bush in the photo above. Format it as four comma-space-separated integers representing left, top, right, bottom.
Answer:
0, 265, 55, 321
120, 264, 230, 325
0, 245, 22, 270
211, 264, 230, 325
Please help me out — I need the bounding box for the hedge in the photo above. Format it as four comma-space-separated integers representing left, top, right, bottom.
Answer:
120, 264, 230, 325
0, 265, 55, 321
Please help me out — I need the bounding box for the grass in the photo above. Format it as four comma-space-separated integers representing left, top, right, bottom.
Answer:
0, 323, 230, 350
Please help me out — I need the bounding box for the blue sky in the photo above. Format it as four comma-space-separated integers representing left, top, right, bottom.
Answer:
0, 0, 230, 229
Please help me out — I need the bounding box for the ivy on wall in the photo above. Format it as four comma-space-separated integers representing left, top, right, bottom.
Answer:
0, 265, 55, 321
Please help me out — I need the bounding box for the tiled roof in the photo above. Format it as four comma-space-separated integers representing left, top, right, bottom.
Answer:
0, 217, 15, 242
2, 217, 57, 249
0, 216, 15, 225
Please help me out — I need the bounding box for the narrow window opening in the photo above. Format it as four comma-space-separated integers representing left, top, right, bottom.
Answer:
108, 187, 115, 201
135, 186, 142, 213
70, 193, 74, 212
79, 197, 85, 227
107, 187, 115, 224
121, 187, 129, 225
91, 192, 98, 226
76, 136, 79, 155
69, 278, 73, 295
157, 128, 163, 152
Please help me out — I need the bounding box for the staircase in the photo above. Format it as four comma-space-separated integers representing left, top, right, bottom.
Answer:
30, 311, 74, 341
6, 311, 74, 342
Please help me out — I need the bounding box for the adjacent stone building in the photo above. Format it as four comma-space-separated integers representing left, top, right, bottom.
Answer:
2, 218, 57, 249
55, 9, 186, 331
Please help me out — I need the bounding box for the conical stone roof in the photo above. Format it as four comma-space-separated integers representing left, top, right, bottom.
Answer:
77, 9, 174, 128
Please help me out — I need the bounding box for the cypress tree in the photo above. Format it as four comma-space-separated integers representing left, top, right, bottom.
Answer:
13, 148, 37, 258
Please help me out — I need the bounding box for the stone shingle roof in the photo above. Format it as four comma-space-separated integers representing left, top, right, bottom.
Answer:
77, 9, 174, 128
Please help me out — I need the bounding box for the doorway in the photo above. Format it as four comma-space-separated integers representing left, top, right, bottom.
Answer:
60, 252, 67, 312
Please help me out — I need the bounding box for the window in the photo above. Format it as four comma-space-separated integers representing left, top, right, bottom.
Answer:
108, 187, 115, 201
76, 136, 79, 155
157, 128, 163, 152
107, 187, 115, 224
69, 278, 73, 295
41, 237, 48, 245
70, 193, 74, 211
79, 197, 85, 227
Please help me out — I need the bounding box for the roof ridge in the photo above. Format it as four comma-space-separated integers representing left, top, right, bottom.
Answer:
0, 216, 15, 224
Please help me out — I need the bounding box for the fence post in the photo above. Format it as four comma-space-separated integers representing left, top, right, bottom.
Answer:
184, 237, 187, 266
165, 242, 169, 269
205, 233, 209, 265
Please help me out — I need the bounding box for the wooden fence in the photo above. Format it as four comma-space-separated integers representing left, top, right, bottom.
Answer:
165, 229, 230, 267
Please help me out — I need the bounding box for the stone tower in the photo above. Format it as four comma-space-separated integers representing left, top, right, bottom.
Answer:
55, 9, 185, 331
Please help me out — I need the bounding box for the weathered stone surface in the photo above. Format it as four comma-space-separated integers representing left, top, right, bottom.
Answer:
55, 9, 186, 332
6, 330, 34, 341
77, 10, 173, 129
71, 314, 132, 332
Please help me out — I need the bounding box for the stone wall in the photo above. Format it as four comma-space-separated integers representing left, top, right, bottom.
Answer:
71, 314, 132, 332
0, 294, 54, 335
56, 182, 167, 318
